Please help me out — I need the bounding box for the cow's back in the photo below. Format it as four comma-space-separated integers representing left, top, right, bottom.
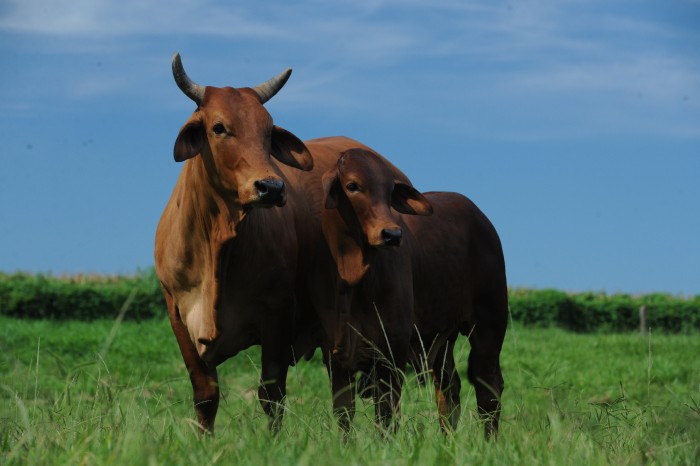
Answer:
404, 192, 507, 339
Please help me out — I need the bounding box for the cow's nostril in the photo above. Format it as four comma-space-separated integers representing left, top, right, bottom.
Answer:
381, 228, 402, 246
254, 180, 269, 194
254, 178, 285, 205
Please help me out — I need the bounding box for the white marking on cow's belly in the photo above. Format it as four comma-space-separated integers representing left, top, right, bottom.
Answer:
176, 288, 253, 360
177, 289, 212, 350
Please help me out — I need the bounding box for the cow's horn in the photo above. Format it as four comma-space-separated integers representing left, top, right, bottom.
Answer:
253, 68, 292, 104
172, 53, 205, 105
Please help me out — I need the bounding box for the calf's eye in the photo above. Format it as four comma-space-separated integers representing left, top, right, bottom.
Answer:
346, 182, 359, 192
212, 123, 226, 135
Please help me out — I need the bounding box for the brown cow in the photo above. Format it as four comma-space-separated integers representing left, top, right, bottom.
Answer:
317, 148, 508, 438
155, 54, 317, 434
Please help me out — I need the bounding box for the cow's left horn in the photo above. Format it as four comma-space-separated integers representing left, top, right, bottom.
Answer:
172, 53, 205, 105
253, 68, 292, 104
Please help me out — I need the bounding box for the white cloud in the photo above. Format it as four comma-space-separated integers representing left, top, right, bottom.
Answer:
0, 0, 283, 37
68, 76, 126, 99
3, 0, 698, 139
511, 56, 700, 103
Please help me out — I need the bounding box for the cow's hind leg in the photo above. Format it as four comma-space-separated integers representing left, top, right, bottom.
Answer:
466, 298, 507, 439
432, 339, 461, 432
467, 346, 503, 439
166, 296, 219, 434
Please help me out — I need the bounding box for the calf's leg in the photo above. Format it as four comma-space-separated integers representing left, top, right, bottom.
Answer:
432, 340, 461, 432
325, 352, 357, 434
372, 363, 404, 433
466, 300, 506, 439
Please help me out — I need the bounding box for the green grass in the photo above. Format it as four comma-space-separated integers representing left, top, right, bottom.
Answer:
1, 317, 699, 465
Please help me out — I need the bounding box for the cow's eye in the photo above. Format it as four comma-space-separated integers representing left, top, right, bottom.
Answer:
212, 123, 226, 135
346, 182, 359, 192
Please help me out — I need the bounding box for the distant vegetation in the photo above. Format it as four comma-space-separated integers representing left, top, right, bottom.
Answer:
0, 271, 698, 332
509, 288, 700, 333
0, 270, 162, 321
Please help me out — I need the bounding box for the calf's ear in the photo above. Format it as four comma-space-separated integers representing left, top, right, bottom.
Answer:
322, 170, 341, 209
391, 181, 433, 216
271, 126, 314, 171
321, 167, 370, 285
174, 115, 204, 162
321, 208, 369, 286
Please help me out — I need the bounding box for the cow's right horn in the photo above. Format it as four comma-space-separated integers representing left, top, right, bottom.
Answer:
253, 68, 292, 104
172, 53, 205, 105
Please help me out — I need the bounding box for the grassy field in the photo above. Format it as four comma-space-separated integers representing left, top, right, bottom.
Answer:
1, 316, 698, 465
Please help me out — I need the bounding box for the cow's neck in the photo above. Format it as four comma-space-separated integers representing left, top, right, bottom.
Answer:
156, 158, 247, 346
179, 158, 246, 284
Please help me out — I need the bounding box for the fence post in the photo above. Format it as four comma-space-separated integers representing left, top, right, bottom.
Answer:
639, 304, 647, 335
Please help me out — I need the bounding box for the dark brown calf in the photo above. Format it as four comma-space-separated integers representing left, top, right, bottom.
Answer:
318, 148, 508, 438
310, 148, 432, 431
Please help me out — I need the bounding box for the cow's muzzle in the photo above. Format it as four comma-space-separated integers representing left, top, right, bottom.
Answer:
254, 177, 286, 207
380, 228, 402, 247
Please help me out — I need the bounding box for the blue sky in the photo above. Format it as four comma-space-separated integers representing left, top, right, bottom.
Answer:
1, 0, 698, 294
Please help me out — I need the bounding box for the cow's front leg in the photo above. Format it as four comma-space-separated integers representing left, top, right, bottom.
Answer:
258, 328, 291, 433
166, 295, 219, 434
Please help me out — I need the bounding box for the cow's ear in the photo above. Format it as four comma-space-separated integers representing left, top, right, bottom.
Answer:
391, 181, 433, 216
321, 208, 369, 286
322, 170, 341, 209
271, 126, 314, 171
174, 115, 204, 162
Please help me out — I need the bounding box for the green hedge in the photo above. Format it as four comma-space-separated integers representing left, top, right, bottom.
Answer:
509, 288, 700, 333
0, 269, 165, 321
0, 271, 698, 332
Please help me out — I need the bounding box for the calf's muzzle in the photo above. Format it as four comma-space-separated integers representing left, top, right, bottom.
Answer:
381, 228, 402, 247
